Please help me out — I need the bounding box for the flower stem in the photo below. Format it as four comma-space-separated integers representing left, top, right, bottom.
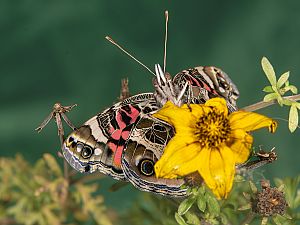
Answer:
241, 94, 300, 112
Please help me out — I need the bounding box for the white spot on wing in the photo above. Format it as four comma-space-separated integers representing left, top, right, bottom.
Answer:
94, 148, 102, 156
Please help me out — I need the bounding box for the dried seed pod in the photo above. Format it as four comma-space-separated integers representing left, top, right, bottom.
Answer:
252, 179, 288, 217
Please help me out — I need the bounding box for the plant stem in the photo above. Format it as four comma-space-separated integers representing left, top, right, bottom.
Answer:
241, 94, 300, 112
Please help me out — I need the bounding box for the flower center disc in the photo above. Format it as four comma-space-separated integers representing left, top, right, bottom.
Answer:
195, 110, 231, 147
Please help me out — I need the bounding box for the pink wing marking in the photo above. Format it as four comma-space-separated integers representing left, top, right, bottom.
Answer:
107, 105, 141, 167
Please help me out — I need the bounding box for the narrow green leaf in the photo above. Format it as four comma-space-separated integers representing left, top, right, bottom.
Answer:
175, 212, 189, 225
238, 203, 251, 211
289, 85, 298, 94
263, 93, 278, 102
295, 102, 300, 110
262, 86, 273, 93
273, 214, 292, 225
283, 213, 293, 220
206, 195, 220, 216
249, 181, 258, 193
272, 215, 282, 225
220, 213, 229, 225
261, 57, 276, 86
285, 80, 290, 86
178, 197, 196, 215
277, 71, 290, 89
198, 186, 206, 195
261, 217, 268, 225
185, 211, 201, 225
197, 194, 206, 212
288, 104, 298, 132
277, 184, 285, 192
235, 174, 245, 182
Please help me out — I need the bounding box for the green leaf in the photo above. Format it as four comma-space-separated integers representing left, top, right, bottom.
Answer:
275, 175, 300, 208
197, 193, 206, 212
272, 214, 292, 225
282, 85, 298, 95
261, 217, 268, 225
289, 104, 298, 132
277, 184, 285, 192
263, 86, 274, 93
206, 195, 220, 216
283, 213, 293, 220
175, 212, 189, 225
220, 213, 229, 225
296, 102, 300, 110
285, 80, 290, 86
185, 211, 201, 225
289, 85, 298, 94
198, 186, 206, 195
261, 57, 276, 86
238, 203, 251, 211
249, 181, 258, 194
235, 174, 245, 182
263, 93, 278, 102
277, 71, 290, 89
178, 197, 196, 215
272, 215, 282, 225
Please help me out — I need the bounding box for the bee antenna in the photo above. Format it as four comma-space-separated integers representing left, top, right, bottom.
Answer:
105, 36, 156, 76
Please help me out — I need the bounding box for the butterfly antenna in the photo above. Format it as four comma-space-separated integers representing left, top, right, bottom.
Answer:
163, 10, 169, 73
105, 36, 156, 76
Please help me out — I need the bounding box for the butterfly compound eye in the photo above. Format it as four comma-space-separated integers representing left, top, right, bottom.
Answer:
81, 146, 93, 159
139, 159, 155, 176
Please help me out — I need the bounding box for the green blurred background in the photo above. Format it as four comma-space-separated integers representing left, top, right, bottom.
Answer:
1, 0, 299, 211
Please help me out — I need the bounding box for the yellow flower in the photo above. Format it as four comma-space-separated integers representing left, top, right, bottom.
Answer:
153, 97, 277, 199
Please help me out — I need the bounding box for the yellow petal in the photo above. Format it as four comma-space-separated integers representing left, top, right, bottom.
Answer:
229, 110, 277, 133
197, 147, 235, 199
228, 129, 252, 163
205, 97, 228, 116
154, 140, 200, 179
152, 101, 196, 129
181, 103, 211, 119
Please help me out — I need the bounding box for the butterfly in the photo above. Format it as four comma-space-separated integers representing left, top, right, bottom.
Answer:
62, 64, 239, 196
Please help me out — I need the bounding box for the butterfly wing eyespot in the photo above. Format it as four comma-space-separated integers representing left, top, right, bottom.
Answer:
81, 146, 93, 159
138, 159, 155, 176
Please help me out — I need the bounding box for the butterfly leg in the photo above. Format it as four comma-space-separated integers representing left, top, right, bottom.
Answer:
118, 78, 131, 101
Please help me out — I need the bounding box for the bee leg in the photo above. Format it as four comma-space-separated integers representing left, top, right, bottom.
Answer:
236, 147, 277, 173
36, 103, 77, 148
